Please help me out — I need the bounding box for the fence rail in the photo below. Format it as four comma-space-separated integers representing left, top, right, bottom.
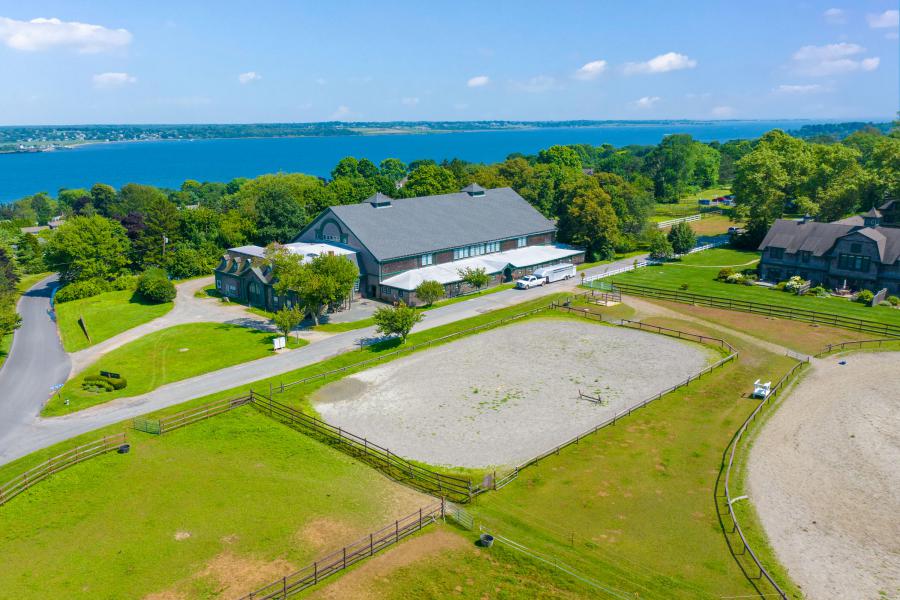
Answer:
582, 239, 730, 284
656, 214, 701, 228
610, 281, 900, 338
240, 501, 445, 599
488, 312, 738, 491
134, 395, 253, 435
816, 337, 900, 357
721, 358, 808, 599
249, 392, 474, 503
0, 433, 126, 507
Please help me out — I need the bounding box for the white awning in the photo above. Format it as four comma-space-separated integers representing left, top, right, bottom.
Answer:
380, 244, 583, 291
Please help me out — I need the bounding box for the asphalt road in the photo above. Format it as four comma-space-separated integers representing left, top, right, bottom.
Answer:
0, 275, 71, 455
0, 255, 647, 466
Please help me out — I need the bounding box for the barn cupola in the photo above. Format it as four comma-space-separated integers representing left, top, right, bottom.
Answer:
863, 207, 882, 228
365, 192, 393, 208
461, 183, 486, 197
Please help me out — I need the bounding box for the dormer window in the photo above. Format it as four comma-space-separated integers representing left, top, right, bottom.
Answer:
461, 183, 486, 197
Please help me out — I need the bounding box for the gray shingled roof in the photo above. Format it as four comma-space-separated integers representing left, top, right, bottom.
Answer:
759, 219, 900, 264
314, 187, 556, 261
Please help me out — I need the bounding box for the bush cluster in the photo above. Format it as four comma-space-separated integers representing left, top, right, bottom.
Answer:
54, 275, 137, 303
81, 373, 128, 393
136, 268, 176, 304
855, 289, 874, 305
717, 267, 757, 286
888, 295, 899, 307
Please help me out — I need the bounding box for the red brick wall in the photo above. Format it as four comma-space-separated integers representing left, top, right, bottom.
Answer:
434, 250, 454, 264
500, 239, 518, 251
527, 233, 552, 246
381, 256, 419, 274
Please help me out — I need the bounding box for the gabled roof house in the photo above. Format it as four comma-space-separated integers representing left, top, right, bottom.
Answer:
758, 199, 900, 294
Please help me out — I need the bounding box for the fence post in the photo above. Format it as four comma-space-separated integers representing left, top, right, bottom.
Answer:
370, 533, 374, 556
395, 520, 399, 543
314, 561, 317, 585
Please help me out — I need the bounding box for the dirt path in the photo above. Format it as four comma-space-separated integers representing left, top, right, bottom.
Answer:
748, 352, 900, 600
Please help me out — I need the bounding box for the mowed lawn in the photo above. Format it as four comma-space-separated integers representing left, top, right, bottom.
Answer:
340, 311, 803, 600
56, 289, 174, 352
46, 323, 305, 416
0, 408, 429, 599
612, 248, 900, 327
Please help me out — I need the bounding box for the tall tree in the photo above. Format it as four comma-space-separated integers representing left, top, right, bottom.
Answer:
557, 185, 619, 261
136, 195, 180, 268
44, 215, 131, 283
402, 164, 458, 197
267, 248, 359, 325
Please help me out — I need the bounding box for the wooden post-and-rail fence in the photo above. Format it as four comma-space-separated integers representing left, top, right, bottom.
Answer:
239, 500, 446, 599
0, 433, 127, 507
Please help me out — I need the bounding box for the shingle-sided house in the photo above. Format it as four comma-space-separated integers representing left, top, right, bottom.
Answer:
214, 242, 360, 312
757, 199, 900, 294
293, 184, 584, 305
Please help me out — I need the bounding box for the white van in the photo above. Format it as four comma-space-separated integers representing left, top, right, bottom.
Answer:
533, 263, 576, 284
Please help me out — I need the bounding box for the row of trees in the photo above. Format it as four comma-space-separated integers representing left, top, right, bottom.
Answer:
3, 121, 897, 306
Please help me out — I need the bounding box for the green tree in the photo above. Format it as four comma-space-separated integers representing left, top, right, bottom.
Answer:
115, 183, 168, 218
44, 215, 131, 283
414, 280, 445, 306
557, 185, 619, 261
458, 266, 491, 291
667, 222, 697, 255
331, 156, 360, 179
136, 195, 180, 268
402, 164, 458, 197
732, 146, 790, 244
267, 248, 359, 325
647, 230, 674, 260
537, 145, 582, 170
90, 183, 117, 216
15, 233, 45, 273
273, 306, 303, 342
372, 301, 422, 342
0, 308, 22, 346
235, 174, 310, 244
379, 158, 408, 182
136, 268, 176, 303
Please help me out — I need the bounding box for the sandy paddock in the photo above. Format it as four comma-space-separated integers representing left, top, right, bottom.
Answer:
313, 319, 712, 468
748, 352, 900, 600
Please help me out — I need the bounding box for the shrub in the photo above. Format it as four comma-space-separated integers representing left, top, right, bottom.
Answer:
54, 279, 109, 303
415, 280, 445, 306
136, 268, 176, 304
855, 289, 874, 305
783, 276, 807, 294
717, 267, 735, 281
888, 295, 899, 307
774, 281, 787, 291
679, 283, 689, 291
725, 273, 745, 284
110, 275, 137, 291
81, 374, 127, 393
809, 285, 828, 297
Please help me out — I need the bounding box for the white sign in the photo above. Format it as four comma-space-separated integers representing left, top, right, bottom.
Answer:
273, 336, 287, 351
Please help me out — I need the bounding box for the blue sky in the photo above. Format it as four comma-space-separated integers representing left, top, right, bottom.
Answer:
0, 1, 897, 124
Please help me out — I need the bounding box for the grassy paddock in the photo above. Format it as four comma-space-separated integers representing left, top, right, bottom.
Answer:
56, 290, 174, 352
46, 323, 306, 416
612, 250, 900, 327
0, 408, 428, 599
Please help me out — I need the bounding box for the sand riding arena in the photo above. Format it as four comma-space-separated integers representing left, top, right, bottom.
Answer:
313, 319, 715, 468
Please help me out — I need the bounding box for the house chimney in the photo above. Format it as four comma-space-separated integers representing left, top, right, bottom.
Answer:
461, 183, 486, 197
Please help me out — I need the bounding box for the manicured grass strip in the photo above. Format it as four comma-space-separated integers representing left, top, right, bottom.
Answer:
46, 323, 306, 416
612, 253, 900, 328
55, 290, 174, 352
16, 271, 52, 294
0, 408, 426, 599
0, 332, 11, 371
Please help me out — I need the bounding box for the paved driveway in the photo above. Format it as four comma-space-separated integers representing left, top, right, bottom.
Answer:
0, 275, 71, 454
0, 255, 648, 466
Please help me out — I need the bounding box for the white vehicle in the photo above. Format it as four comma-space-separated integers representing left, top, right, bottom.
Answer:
515, 274, 545, 289
533, 263, 576, 284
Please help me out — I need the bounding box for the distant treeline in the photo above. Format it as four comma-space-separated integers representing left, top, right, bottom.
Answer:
788, 121, 893, 141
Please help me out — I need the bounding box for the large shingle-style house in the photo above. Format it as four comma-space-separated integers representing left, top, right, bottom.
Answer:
214, 242, 360, 312
758, 199, 900, 294
293, 184, 584, 305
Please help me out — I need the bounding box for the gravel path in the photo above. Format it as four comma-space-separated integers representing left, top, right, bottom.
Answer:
313, 319, 712, 468
748, 352, 900, 600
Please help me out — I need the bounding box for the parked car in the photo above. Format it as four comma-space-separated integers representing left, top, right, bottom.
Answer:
515, 274, 545, 289
533, 263, 576, 283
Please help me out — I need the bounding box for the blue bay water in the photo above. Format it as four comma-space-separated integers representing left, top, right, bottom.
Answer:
0, 121, 815, 203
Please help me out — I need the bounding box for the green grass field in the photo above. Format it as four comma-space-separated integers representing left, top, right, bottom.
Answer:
56, 290, 174, 352
0, 408, 428, 599
46, 323, 307, 416
610, 248, 900, 327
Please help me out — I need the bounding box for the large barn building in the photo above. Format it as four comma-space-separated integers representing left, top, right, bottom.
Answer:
214, 185, 584, 310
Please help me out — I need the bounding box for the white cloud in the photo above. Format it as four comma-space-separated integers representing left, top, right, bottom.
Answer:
512, 75, 556, 93
238, 71, 261, 84
632, 96, 660, 108
574, 59, 607, 81
401, 97, 419, 106
774, 83, 829, 94
791, 43, 879, 76
92, 72, 136, 89
331, 105, 352, 120
711, 106, 736, 117
823, 8, 846, 24
0, 16, 131, 53
467, 75, 489, 87
867, 10, 899, 28
624, 52, 697, 75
